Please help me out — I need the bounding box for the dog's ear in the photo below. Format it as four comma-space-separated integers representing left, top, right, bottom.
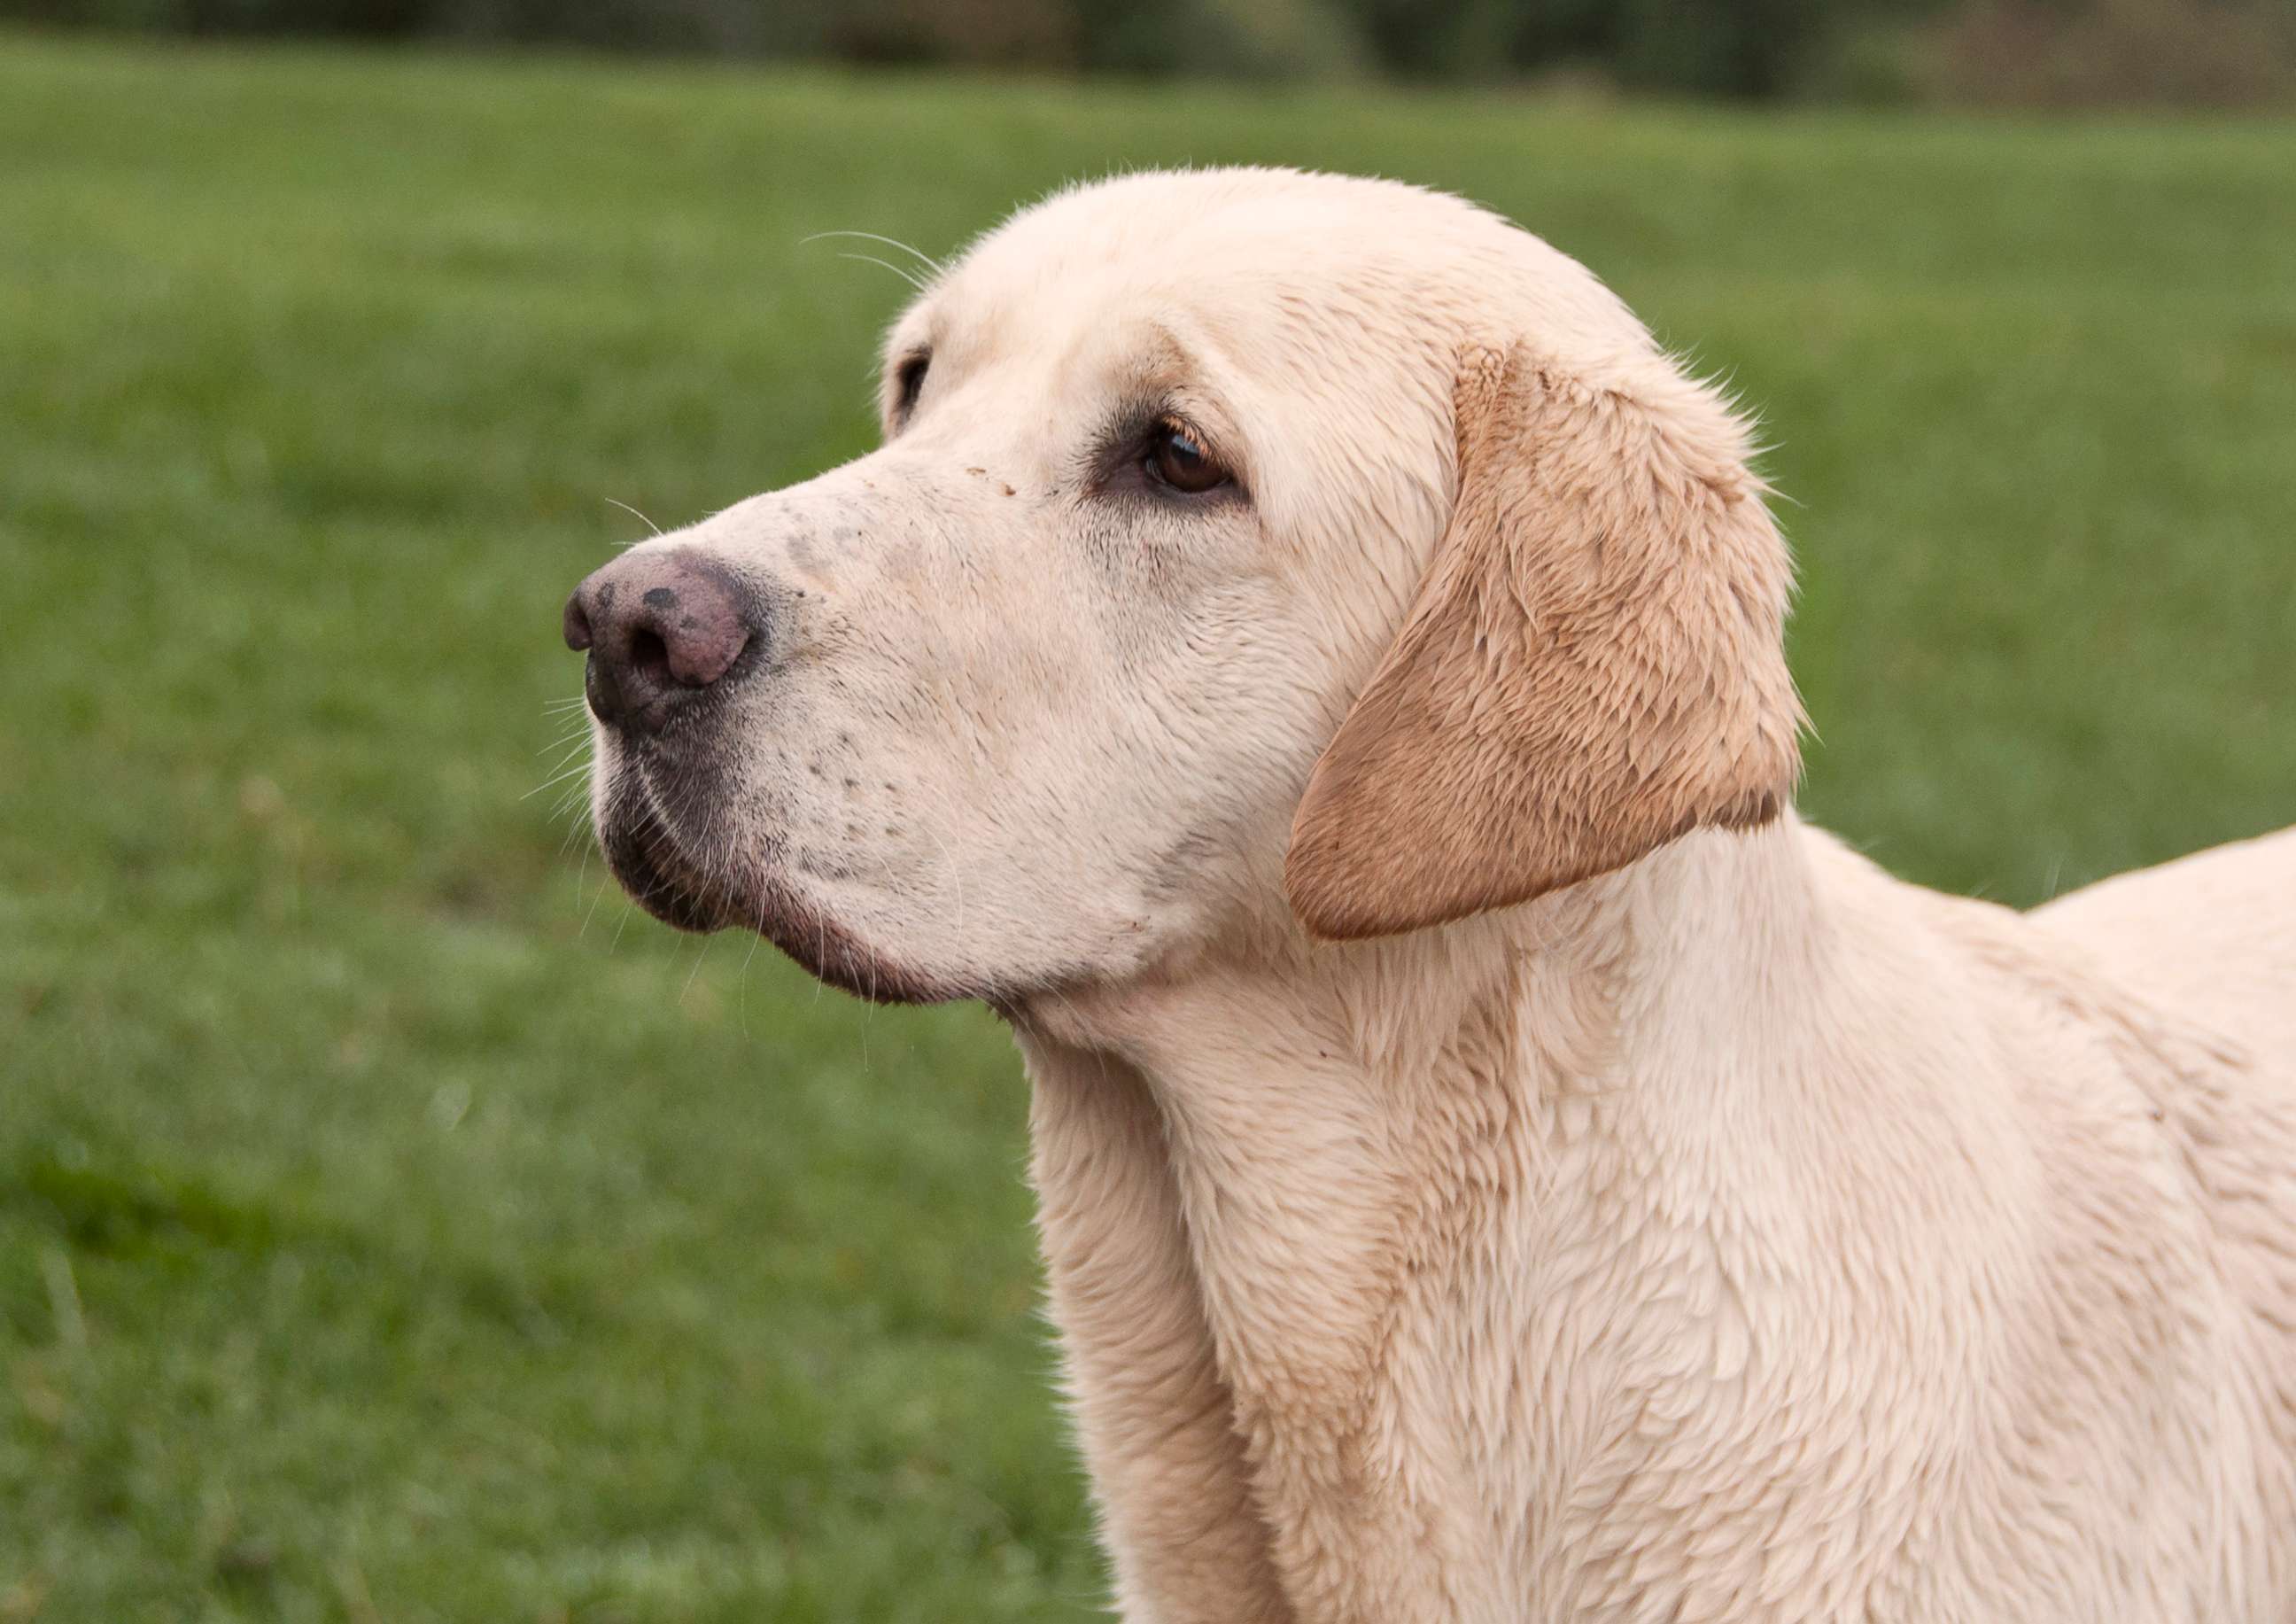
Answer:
1284, 344, 1803, 940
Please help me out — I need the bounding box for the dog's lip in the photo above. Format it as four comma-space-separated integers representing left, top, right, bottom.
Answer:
595, 771, 976, 1006
599, 787, 738, 934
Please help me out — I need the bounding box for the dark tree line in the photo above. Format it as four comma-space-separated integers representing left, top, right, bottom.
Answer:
6, 0, 2290, 105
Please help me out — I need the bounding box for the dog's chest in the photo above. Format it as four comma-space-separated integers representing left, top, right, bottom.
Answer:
1325, 1088, 1935, 1621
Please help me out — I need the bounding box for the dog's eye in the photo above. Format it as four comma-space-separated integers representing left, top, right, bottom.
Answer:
1144, 420, 1228, 494
893, 351, 929, 421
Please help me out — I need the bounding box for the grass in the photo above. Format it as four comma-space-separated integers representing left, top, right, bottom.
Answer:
0, 30, 2291, 1621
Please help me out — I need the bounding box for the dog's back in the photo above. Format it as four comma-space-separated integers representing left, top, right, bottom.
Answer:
2039, 828, 2296, 1059
2036, 828, 2296, 1612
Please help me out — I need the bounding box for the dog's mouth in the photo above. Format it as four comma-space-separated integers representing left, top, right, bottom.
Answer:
595, 764, 973, 1006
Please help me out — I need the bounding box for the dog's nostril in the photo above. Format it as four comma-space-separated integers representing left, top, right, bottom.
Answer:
628, 627, 671, 686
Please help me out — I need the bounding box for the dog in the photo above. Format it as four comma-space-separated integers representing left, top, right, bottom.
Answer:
562, 168, 2296, 1622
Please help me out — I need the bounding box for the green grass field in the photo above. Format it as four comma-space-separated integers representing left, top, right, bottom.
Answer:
1, 31, 2290, 1621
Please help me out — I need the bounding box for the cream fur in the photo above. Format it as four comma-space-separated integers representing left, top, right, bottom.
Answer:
575, 168, 2296, 1621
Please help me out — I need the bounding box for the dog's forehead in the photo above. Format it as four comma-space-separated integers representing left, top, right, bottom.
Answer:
895, 177, 1441, 404
986, 169, 1470, 265
900, 168, 1641, 392
952, 172, 1484, 321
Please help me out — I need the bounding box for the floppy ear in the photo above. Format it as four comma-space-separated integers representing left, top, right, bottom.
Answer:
1284, 343, 1803, 940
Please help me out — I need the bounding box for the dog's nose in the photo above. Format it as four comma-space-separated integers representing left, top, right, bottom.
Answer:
562, 550, 760, 732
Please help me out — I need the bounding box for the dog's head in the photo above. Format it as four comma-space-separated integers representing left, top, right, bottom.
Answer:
564, 168, 1802, 1004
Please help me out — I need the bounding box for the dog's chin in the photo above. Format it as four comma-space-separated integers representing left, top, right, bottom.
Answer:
598, 789, 741, 936
595, 781, 976, 1007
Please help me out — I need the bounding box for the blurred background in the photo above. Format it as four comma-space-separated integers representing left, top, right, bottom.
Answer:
0, 2, 2290, 1619
9, 0, 2296, 104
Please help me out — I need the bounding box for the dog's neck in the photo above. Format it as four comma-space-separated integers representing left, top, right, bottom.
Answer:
1015, 813, 1836, 1144
1005, 815, 1881, 1619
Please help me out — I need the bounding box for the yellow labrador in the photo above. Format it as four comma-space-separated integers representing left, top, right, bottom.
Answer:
562, 169, 2296, 1622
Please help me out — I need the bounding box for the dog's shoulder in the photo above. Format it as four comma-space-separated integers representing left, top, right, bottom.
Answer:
2033, 827, 2296, 1067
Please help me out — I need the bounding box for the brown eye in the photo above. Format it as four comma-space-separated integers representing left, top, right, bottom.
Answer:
1145, 420, 1228, 494
893, 351, 929, 421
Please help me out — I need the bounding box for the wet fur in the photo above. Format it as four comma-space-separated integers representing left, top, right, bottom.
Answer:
579, 169, 2296, 1621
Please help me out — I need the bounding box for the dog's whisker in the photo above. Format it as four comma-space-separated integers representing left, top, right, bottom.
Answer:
799, 229, 944, 276
679, 929, 716, 1006
834, 251, 929, 293
738, 906, 764, 1040
602, 496, 663, 537
577, 872, 610, 941
521, 759, 594, 803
